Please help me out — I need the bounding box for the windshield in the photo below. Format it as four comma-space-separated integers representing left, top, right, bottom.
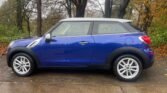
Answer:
44, 22, 61, 35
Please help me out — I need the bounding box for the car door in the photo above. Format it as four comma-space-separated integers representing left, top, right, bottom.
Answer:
91, 21, 131, 65
38, 21, 94, 67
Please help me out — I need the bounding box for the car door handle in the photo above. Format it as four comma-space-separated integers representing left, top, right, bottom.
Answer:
79, 41, 88, 45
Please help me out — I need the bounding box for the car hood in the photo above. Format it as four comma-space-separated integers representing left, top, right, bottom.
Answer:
11, 37, 41, 48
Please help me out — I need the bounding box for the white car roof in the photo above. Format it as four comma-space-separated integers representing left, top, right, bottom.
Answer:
61, 18, 132, 23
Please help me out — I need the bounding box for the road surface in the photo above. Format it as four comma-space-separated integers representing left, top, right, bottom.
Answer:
0, 56, 167, 93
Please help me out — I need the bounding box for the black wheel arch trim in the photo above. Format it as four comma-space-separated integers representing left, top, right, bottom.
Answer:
7, 47, 40, 67
107, 47, 153, 69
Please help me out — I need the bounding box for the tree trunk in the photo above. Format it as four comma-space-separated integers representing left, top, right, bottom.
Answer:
36, 0, 42, 37
76, 6, 84, 17
104, 0, 113, 18
26, 17, 31, 37
72, 0, 87, 17
118, 0, 130, 18
16, 0, 23, 32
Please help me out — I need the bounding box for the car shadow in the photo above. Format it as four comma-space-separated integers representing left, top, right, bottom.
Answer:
35, 68, 113, 75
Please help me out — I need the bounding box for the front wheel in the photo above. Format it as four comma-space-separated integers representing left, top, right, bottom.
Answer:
11, 53, 35, 76
113, 55, 142, 81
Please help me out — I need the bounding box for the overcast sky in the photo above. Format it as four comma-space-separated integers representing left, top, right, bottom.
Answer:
0, 0, 6, 6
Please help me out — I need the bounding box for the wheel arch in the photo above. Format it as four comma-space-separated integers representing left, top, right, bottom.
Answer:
7, 47, 39, 67
107, 47, 148, 69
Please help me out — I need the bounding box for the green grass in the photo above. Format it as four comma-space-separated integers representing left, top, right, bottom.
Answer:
0, 24, 30, 43
149, 24, 167, 47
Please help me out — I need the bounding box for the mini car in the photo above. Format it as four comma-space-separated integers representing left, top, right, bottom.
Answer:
7, 18, 154, 81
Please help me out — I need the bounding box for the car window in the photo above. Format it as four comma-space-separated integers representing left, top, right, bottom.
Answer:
51, 22, 91, 37
94, 22, 129, 34
124, 22, 141, 32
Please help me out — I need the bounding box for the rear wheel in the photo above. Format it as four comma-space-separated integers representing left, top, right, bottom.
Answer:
11, 53, 35, 76
113, 55, 142, 81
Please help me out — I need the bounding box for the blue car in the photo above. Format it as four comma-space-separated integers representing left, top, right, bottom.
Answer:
7, 18, 154, 81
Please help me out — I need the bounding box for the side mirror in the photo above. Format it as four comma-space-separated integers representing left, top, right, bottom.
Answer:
45, 33, 51, 41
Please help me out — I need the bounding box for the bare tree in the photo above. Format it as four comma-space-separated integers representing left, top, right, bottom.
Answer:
96, 0, 105, 16
36, 0, 42, 36
104, 0, 113, 18
22, 0, 34, 37
65, 0, 72, 17
118, 0, 130, 18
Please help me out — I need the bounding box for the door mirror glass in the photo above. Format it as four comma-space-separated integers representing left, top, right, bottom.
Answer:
45, 33, 51, 41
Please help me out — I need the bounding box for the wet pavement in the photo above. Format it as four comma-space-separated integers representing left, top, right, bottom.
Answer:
0, 56, 167, 93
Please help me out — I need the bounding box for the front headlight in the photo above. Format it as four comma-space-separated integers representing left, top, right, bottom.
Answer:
27, 38, 41, 49
8, 41, 15, 48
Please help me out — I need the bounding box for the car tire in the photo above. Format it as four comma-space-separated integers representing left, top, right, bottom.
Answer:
11, 53, 35, 77
113, 54, 142, 81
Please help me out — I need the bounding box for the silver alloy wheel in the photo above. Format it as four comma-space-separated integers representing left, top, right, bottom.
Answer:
13, 56, 31, 75
117, 57, 139, 79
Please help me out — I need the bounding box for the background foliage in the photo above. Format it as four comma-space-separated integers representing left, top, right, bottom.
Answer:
0, 0, 166, 47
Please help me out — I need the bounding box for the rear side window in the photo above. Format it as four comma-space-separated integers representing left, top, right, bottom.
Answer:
93, 22, 129, 35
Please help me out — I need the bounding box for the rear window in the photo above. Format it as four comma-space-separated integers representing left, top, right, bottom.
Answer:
93, 22, 131, 35
124, 22, 141, 32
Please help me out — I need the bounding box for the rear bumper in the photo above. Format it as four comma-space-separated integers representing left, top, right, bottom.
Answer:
143, 57, 154, 69
142, 48, 154, 69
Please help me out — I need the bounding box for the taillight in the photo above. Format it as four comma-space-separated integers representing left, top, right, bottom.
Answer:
139, 35, 151, 44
